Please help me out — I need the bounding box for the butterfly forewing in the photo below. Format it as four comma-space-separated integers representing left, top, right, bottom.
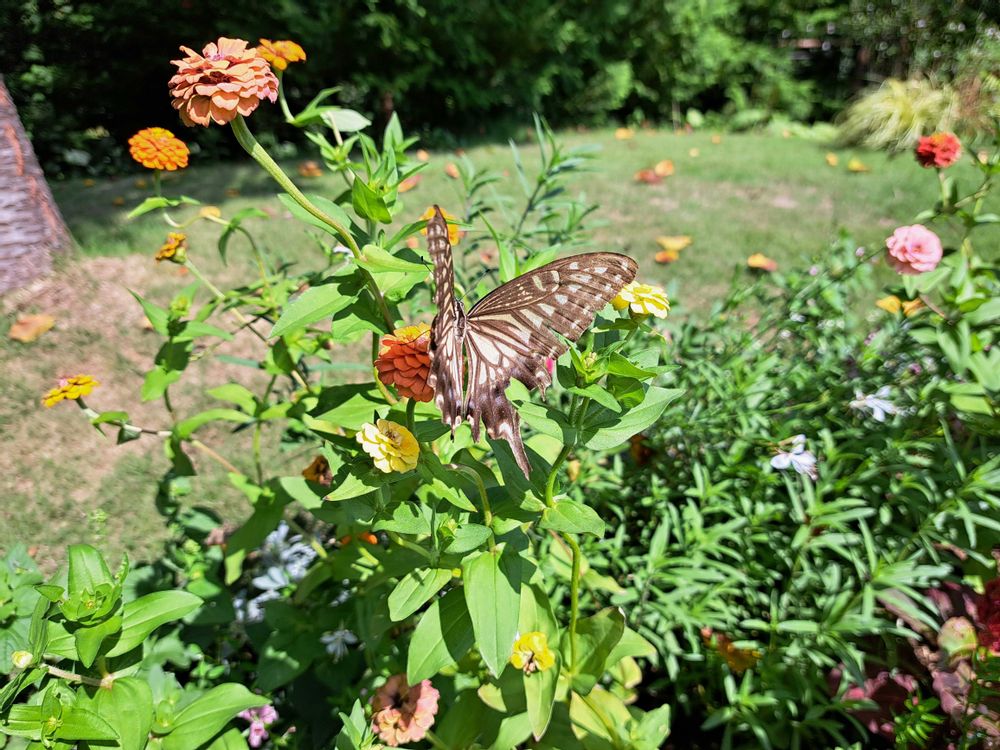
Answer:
425, 205, 638, 476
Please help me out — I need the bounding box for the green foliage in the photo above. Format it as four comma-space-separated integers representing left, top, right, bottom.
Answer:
838, 78, 961, 151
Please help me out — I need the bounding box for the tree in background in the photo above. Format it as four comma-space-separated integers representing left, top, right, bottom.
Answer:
0, 75, 71, 293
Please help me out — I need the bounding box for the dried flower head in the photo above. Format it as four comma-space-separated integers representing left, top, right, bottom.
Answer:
42, 375, 99, 408
612, 282, 670, 319
915, 132, 962, 168
256, 39, 306, 71
357, 420, 419, 473
155, 233, 188, 263
128, 127, 190, 170
701, 628, 761, 673
371, 675, 440, 747
510, 631, 556, 674
302, 456, 333, 486
169, 37, 278, 127
375, 324, 433, 402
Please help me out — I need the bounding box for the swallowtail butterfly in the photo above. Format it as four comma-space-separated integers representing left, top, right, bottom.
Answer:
425, 206, 638, 476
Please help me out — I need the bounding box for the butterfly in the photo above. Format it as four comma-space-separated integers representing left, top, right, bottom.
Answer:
425, 205, 638, 476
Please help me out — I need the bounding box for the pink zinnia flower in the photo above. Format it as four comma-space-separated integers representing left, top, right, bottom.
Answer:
885, 225, 943, 275
370, 674, 439, 747
915, 132, 962, 168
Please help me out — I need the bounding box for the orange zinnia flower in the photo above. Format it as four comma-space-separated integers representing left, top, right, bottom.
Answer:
257, 39, 306, 71
156, 233, 188, 263
375, 324, 433, 402
128, 127, 190, 170
747, 253, 777, 272
419, 207, 461, 245
168, 37, 278, 127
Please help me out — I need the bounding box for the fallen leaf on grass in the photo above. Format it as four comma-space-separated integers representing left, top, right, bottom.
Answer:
654, 159, 675, 177
615, 127, 635, 140
9, 314, 55, 343
711, 134, 722, 144
847, 158, 871, 173
656, 235, 693, 253
634, 169, 662, 184
747, 253, 777, 272
655, 249, 680, 264
444, 163, 460, 179
825, 153, 839, 167
298, 160, 323, 177
416, 149, 430, 162
398, 175, 421, 193
688, 148, 700, 158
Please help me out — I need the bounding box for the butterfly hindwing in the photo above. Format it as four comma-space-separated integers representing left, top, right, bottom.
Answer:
425, 205, 638, 476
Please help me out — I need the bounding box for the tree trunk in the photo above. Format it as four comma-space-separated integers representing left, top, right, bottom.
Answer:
0, 75, 72, 294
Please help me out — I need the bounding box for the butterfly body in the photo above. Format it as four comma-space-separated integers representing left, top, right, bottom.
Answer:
425, 206, 637, 476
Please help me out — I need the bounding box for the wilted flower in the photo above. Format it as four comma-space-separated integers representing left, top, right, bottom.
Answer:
614, 127, 634, 140
979, 578, 1000, 653
510, 631, 555, 674
654, 159, 674, 176
420, 206, 461, 244
302, 455, 333, 485
770, 434, 817, 480
128, 127, 189, 170
701, 628, 761, 673
371, 675, 440, 747
915, 132, 961, 168
256, 39, 306, 71
42, 375, 99, 408
747, 253, 777, 272
444, 162, 460, 179
297, 160, 322, 177
415, 149, 430, 162
375, 324, 433, 402
398, 175, 421, 192
825, 152, 839, 167
847, 157, 871, 173
155, 232, 188, 263
850, 386, 898, 422
634, 168, 661, 184
612, 282, 670, 319
238, 705, 278, 749
838, 669, 918, 740
357, 420, 419, 473
169, 37, 278, 127
886, 224, 942, 275
320, 628, 358, 660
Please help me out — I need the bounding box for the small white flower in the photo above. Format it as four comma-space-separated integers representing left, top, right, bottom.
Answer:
849, 386, 897, 423
332, 244, 352, 257
770, 434, 818, 480
320, 628, 358, 660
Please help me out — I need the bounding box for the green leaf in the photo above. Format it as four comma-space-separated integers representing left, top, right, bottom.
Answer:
407, 588, 476, 684
351, 178, 393, 224
357, 245, 428, 274
75, 611, 122, 667
324, 464, 384, 503
174, 409, 249, 439
160, 685, 268, 750
204, 728, 250, 750
66, 545, 113, 601
206, 384, 258, 414
224, 495, 288, 584
525, 653, 560, 740
463, 545, 521, 676
126, 195, 199, 220
322, 108, 371, 133
373, 501, 430, 535
388, 569, 453, 621
87, 677, 153, 750
141, 366, 182, 402
106, 591, 203, 657
276, 193, 355, 239
540, 499, 606, 537
444, 524, 492, 554
55, 707, 119, 741
218, 208, 268, 263
570, 608, 625, 695
583, 387, 684, 450
270, 274, 365, 338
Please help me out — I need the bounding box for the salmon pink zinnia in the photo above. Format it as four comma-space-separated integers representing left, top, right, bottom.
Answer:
370, 674, 439, 747
915, 132, 962, 169
885, 225, 943, 275
168, 38, 278, 127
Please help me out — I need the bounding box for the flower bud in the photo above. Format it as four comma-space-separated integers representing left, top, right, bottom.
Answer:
12, 650, 33, 669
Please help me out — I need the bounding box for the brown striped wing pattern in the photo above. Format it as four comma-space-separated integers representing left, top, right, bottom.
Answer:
425, 206, 638, 476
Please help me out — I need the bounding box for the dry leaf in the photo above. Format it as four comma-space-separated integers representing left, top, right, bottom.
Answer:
847, 158, 871, 173
134, 178, 148, 189
398, 175, 421, 193
614, 127, 635, 140
112, 196, 125, 206
656, 235, 693, 253
825, 153, 839, 167
297, 160, 323, 177
747, 253, 777, 272
711, 134, 722, 144
444, 163, 460, 179
653, 159, 675, 177
225, 187, 241, 197
633, 169, 662, 184
655, 249, 680, 264
83, 178, 96, 187
416, 149, 430, 162
9, 314, 55, 343
688, 148, 700, 158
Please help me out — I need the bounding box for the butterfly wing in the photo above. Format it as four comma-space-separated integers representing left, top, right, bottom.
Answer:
463, 253, 638, 475
425, 206, 466, 431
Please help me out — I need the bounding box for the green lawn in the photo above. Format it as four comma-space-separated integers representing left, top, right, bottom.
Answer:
4, 126, 994, 570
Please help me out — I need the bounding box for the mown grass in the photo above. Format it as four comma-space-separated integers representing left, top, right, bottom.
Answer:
5, 125, 995, 570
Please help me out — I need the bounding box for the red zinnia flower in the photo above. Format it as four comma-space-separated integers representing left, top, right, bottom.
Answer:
915, 132, 962, 169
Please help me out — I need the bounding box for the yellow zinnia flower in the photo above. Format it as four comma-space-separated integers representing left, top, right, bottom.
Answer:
876, 295, 923, 317
155, 233, 188, 263
257, 39, 307, 72
510, 631, 555, 674
42, 374, 100, 408
419, 206, 462, 245
357, 420, 419, 473
612, 282, 670, 319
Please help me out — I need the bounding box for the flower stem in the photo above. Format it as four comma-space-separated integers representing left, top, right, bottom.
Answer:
190, 439, 242, 475
44, 664, 106, 688
230, 115, 394, 331
564, 532, 581, 671
405, 396, 417, 433
447, 463, 493, 533
276, 71, 295, 123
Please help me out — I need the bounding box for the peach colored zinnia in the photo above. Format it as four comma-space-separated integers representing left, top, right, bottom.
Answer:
885, 225, 943, 275
370, 674, 439, 747
915, 132, 962, 169
168, 38, 278, 127
375, 324, 433, 402
128, 127, 189, 170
